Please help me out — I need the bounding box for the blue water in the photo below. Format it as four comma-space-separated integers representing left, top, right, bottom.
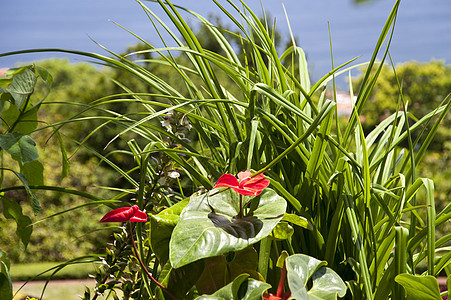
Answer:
1, 0, 450, 87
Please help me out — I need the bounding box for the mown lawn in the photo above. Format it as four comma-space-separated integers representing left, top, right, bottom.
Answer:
11, 262, 101, 300
10, 262, 98, 281
13, 279, 96, 300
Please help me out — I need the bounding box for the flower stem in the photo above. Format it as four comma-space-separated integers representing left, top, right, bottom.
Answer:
238, 194, 243, 218
128, 223, 177, 300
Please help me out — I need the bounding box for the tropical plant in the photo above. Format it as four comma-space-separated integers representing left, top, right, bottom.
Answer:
1, 0, 450, 299
0, 65, 53, 300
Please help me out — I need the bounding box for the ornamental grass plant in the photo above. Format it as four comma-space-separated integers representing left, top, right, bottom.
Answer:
1, 0, 451, 299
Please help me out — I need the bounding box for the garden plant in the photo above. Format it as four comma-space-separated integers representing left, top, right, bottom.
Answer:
1, 0, 451, 299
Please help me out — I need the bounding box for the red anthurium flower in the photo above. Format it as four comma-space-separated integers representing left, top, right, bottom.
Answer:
262, 259, 290, 300
99, 205, 147, 223
213, 170, 270, 196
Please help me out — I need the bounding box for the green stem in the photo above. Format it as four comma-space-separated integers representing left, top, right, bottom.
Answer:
238, 194, 243, 218
128, 223, 177, 300
258, 237, 272, 280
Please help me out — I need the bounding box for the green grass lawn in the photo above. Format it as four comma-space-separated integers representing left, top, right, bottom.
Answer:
13, 279, 95, 300
10, 262, 98, 281
11, 262, 123, 300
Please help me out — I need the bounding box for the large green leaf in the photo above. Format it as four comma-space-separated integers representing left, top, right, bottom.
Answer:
0, 132, 39, 163
196, 247, 260, 295
169, 188, 286, 268
1, 197, 33, 247
149, 198, 189, 264
5, 67, 36, 109
394, 274, 442, 300
157, 259, 204, 300
286, 254, 347, 300
196, 273, 271, 300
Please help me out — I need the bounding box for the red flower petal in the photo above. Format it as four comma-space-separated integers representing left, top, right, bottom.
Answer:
214, 171, 270, 196
239, 173, 270, 196
99, 205, 144, 223
130, 209, 148, 222
213, 173, 239, 189
237, 170, 252, 181
233, 186, 261, 196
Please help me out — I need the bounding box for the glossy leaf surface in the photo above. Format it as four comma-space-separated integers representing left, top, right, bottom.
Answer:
170, 188, 286, 268
394, 274, 442, 300
286, 254, 347, 300
196, 247, 259, 295
196, 273, 270, 300
149, 198, 189, 264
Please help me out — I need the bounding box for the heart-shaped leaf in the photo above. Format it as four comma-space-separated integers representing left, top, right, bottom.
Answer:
196, 247, 259, 295
169, 188, 286, 268
395, 274, 442, 300
286, 254, 347, 300
196, 273, 271, 300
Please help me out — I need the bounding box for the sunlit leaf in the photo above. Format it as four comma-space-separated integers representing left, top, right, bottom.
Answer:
286, 254, 347, 300
281, 213, 312, 230
5, 67, 36, 109
149, 198, 189, 264
394, 274, 442, 300
170, 188, 286, 268
270, 222, 294, 240
196, 273, 270, 300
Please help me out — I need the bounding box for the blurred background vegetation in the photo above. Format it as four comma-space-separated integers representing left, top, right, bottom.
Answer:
1, 31, 449, 265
